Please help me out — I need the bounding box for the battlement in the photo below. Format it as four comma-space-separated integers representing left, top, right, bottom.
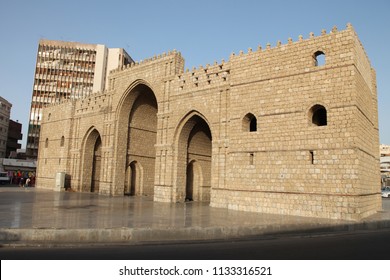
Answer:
175, 60, 231, 91
44, 90, 107, 109
76, 91, 109, 113
46, 23, 371, 109
109, 49, 183, 75
229, 23, 355, 58
46, 24, 369, 110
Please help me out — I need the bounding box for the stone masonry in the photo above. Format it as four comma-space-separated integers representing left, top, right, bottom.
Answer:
36, 24, 381, 220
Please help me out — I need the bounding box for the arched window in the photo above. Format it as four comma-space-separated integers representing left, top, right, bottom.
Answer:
243, 113, 257, 132
314, 51, 325, 66
45, 138, 49, 148
310, 104, 327, 126
60, 136, 65, 147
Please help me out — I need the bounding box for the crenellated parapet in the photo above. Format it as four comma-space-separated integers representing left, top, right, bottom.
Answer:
45, 24, 368, 112
109, 49, 184, 75
174, 60, 231, 92
228, 24, 352, 59
75, 91, 109, 114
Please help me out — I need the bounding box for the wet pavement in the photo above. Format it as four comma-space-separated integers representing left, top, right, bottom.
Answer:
1, 186, 390, 245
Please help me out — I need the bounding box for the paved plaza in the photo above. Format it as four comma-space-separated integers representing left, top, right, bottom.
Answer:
0, 186, 389, 245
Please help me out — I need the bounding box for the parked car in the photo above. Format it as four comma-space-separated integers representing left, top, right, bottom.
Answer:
381, 186, 390, 198
0, 172, 10, 184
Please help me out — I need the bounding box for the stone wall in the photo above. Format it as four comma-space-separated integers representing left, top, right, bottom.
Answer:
36, 24, 381, 220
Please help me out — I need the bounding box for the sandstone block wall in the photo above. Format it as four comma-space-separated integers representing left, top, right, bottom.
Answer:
36, 24, 380, 220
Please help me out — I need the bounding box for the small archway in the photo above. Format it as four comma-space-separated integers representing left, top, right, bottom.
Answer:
186, 160, 203, 201
91, 136, 102, 193
314, 51, 326, 66
243, 113, 257, 132
175, 113, 212, 202
310, 104, 327, 126
125, 161, 143, 196
80, 128, 102, 193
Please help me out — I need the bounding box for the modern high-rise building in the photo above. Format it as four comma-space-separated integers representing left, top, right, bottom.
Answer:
26, 39, 133, 158
0, 97, 12, 158
6, 120, 22, 158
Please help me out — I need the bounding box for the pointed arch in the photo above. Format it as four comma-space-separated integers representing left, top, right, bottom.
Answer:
113, 80, 159, 196
314, 50, 326, 66
80, 127, 102, 192
243, 113, 257, 132
173, 110, 213, 142
173, 111, 213, 202
125, 161, 144, 195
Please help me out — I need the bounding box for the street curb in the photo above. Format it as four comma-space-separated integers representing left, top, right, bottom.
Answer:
1, 219, 390, 246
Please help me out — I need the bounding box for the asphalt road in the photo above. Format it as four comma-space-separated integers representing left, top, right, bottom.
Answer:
1, 228, 390, 260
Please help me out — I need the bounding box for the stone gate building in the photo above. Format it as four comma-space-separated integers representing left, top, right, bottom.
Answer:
36, 24, 381, 220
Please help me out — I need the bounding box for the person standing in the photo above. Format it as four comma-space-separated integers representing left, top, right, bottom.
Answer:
25, 177, 31, 188
19, 177, 24, 188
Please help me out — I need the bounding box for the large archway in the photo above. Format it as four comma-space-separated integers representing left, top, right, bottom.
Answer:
80, 128, 102, 193
115, 82, 158, 196
176, 114, 212, 202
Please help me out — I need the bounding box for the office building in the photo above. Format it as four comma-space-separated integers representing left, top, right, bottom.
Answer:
26, 39, 133, 158
6, 120, 22, 158
0, 97, 12, 158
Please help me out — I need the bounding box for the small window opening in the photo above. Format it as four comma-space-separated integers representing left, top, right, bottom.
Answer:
60, 136, 65, 147
243, 113, 257, 132
45, 138, 49, 148
249, 153, 254, 165
314, 51, 325, 66
250, 117, 257, 132
310, 150, 314, 164
310, 105, 327, 126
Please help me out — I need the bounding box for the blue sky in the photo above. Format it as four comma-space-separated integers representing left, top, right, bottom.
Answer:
0, 0, 389, 147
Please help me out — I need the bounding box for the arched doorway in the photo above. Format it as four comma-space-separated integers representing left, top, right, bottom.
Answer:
80, 128, 102, 193
125, 161, 143, 195
186, 160, 202, 201
91, 136, 102, 193
115, 83, 158, 196
176, 114, 212, 202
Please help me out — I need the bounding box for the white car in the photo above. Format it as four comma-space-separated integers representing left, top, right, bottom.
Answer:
382, 187, 390, 198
